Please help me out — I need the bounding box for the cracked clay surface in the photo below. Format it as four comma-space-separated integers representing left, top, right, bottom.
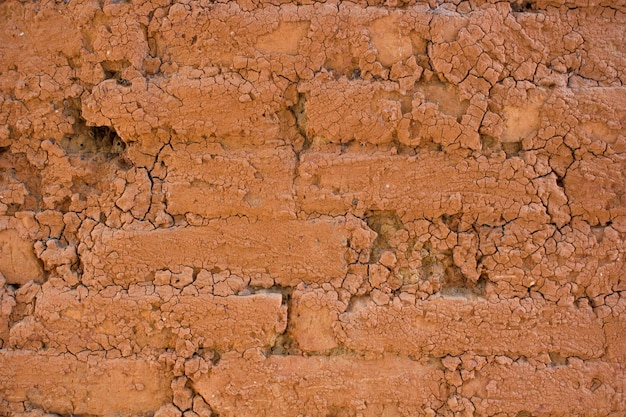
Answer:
0, 0, 625, 416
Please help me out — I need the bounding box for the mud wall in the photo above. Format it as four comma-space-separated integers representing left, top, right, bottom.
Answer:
0, 0, 625, 416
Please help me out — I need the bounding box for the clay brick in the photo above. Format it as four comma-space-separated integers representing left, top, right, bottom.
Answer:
192, 351, 445, 417
150, 4, 423, 78
430, 7, 626, 88
523, 87, 626, 155
339, 297, 605, 358
140, 3, 626, 86
289, 287, 343, 352
0, 350, 171, 416
300, 77, 402, 145
296, 151, 541, 224
475, 217, 626, 300
605, 320, 626, 363
564, 153, 626, 225
603, 296, 626, 362
0, 281, 14, 348
81, 218, 357, 287
552, 12, 626, 85
10, 286, 286, 354
161, 144, 296, 219
0, 230, 44, 285
461, 359, 625, 416
154, 5, 312, 67
534, 0, 626, 11
81, 73, 285, 148
570, 88, 626, 144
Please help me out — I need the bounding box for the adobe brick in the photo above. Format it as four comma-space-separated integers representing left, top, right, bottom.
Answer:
192, 351, 445, 417
80, 218, 361, 288
162, 145, 296, 220
339, 296, 605, 358
10, 286, 286, 354
0, 350, 171, 416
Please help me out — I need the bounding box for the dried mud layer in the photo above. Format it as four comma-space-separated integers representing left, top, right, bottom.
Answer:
0, 0, 625, 416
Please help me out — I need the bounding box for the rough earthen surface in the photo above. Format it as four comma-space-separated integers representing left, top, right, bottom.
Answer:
0, 0, 625, 416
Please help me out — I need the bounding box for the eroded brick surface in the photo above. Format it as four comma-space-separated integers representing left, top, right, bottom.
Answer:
0, 0, 625, 416
0, 350, 172, 416
338, 296, 606, 358
192, 351, 447, 417
161, 143, 297, 219
79, 217, 362, 288
460, 359, 624, 416
9, 285, 287, 355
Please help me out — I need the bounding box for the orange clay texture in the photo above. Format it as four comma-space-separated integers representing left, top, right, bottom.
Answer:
0, 0, 625, 416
